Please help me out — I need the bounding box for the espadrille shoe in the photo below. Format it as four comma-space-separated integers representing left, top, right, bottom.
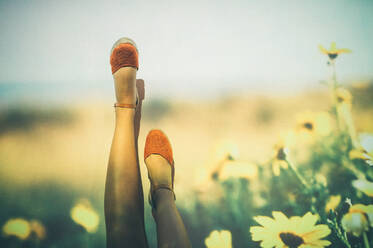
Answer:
144, 129, 176, 209
110, 37, 139, 109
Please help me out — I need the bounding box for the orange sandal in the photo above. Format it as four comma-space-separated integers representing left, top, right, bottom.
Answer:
110, 37, 139, 109
144, 129, 176, 209
110, 37, 139, 73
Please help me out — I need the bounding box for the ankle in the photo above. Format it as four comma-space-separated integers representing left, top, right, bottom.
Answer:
154, 188, 175, 207
115, 108, 135, 120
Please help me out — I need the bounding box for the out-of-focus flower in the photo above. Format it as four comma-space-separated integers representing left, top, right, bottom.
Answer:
272, 143, 289, 176
349, 148, 373, 166
253, 194, 267, 208
296, 111, 332, 139
360, 133, 373, 154
351, 81, 370, 90
2, 218, 31, 240
29, 220, 46, 240
250, 211, 331, 248
352, 179, 373, 197
205, 230, 232, 248
219, 161, 258, 180
319, 42, 351, 60
325, 195, 341, 212
213, 140, 240, 162
341, 204, 373, 237
335, 88, 352, 105
70, 199, 99, 233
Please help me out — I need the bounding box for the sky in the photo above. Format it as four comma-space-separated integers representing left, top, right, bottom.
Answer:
0, 0, 372, 98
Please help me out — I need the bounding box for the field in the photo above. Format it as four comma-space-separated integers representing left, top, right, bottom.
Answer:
1, 77, 373, 247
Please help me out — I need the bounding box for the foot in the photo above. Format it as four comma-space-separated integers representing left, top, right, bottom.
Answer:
144, 129, 175, 208
110, 37, 139, 107
145, 154, 173, 188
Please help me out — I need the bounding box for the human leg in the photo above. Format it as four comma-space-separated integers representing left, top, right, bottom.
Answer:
104, 39, 148, 248
144, 131, 192, 248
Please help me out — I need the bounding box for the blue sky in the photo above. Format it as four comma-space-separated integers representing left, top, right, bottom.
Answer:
0, 0, 372, 97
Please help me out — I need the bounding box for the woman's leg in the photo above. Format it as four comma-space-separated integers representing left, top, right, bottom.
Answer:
154, 189, 192, 248
104, 67, 148, 248
145, 154, 192, 248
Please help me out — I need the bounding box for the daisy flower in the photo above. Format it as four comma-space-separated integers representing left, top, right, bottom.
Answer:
325, 195, 341, 213
296, 111, 332, 138
70, 199, 99, 233
352, 179, 373, 197
319, 42, 351, 60
205, 230, 232, 248
2, 218, 31, 240
272, 143, 289, 176
341, 204, 373, 237
335, 88, 352, 105
250, 211, 331, 248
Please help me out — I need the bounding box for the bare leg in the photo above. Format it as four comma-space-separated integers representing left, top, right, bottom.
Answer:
104, 67, 148, 248
145, 155, 192, 248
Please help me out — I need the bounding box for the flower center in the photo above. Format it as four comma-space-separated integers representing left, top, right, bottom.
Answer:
328, 53, 338, 60
276, 148, 287, 160
279, 232, 304, 248
337, 96, 345, 103
303, 122, 313, 130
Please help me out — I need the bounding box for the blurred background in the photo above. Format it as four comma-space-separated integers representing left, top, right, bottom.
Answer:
1, 0, 373, 247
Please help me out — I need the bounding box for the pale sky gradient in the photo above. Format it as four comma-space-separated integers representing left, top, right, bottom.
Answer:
0, 0, 372, 97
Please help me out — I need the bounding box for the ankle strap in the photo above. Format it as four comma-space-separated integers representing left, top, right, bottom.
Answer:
114, 103, 136, 108
149, 184, 176, 210
152, 184, 176, 201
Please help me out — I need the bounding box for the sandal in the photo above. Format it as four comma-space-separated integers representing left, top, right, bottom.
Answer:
110, 37, 139, 109
110, 37, 139, 73
144, 129, 176, 210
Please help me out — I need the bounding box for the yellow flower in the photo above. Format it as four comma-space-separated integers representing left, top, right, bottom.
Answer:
325, 195, 341, 212
341, 204, 373, 237
250, 211, 331, 248
70, 199, 99, 233
319, 42, 351, 60
296, 111, 332, 139
205, 230, 232, 248
219, 161, 258, 180
352, 179, 373, 197
349, 148, 373, 166
2, 218, 31, 240
271, 142, 289, 176
213, 140, 240, 162
360, 133, 373, 154
29, 220, 46, 240
351, 81, 370, 90
335, 88, 352, 105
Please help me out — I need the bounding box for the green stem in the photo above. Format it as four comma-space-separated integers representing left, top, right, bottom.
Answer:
286, 159, 309, 189
285, 159, 320, 213
330, 216, 351, 248
329, 60, 343, 132
363, 232, 370, 248
331, 60, 337, 86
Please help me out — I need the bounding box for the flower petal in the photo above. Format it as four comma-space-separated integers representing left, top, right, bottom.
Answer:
250, 226, 271, 241
352, 180, 373, 197
254, 216, 276, 228
272, 211, 289, 225
303, 224, 331, 241
318, 45, 329, 54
